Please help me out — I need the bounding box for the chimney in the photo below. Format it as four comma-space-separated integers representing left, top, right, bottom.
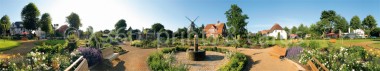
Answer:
217, 20, 220, 24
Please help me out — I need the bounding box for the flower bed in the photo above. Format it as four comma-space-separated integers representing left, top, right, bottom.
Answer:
147, 49, 187, 71
0, 51, 74, 71
299, 46, 380, 70
219, 52, 247, 71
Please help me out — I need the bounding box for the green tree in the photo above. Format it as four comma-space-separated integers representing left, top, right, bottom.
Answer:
283, 26, 289, 34
0, 15, 11, 36
225, 4, 249, 38
85, 26, 93, 38
291, 26, 297, 34
86, 26, 93, 35
21, 3, 40, 31
320, 10, 337, 32
370, 27, 380, 37
151, 23, 165, 32
334, 15, 349, 32
39, 13, 54, 35
297, 24, 308, 37
115, 19, 127, 34
313, 19, 330, 37
350, 15, 362, 29
66, 12, 82, 29
362, 15, 377, 31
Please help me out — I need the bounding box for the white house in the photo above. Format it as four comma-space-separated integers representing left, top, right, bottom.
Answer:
353, 29, 365, 38
260, 23, 287, 39
344, 28, 366, 39
10, 21, 28, 35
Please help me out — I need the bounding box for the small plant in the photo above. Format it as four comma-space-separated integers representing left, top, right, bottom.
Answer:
131, 40, 143, 47
219, 52, 247, 71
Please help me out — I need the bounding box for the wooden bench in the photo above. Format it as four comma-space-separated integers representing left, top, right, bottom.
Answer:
307, 57, 329, 71
269, 46, 287, 59
65, 56, 89, 71
101, 47, 120, 67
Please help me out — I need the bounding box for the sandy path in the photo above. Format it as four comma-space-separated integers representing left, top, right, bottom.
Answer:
91, 42, 158, 71
0, 40, 38, 59
214, 46, 299, 71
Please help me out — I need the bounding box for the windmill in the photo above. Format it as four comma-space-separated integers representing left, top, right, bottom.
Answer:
186, 16, 199, 32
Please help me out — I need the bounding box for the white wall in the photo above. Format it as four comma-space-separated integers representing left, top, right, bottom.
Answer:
268, 30, 287, 39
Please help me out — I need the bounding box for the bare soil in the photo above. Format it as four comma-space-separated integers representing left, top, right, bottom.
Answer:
91, 42, 158, 71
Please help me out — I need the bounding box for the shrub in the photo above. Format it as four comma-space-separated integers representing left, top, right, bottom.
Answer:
0, 51, 73, 71
35, 40, 67, 46
308, 41, 319, 49
131, 40, 143, 47
147, 52, 187, 71
113, 46, 127, 54
77, 47, 102, 67
203, 47, 229, 53
67, 35, 80, 52
161, 46, 189, 53
219, 52, 247, 71
286, 46, 303, 61
32, 44, 66, 54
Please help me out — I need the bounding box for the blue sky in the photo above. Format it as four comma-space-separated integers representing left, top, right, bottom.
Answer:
0, 0, 379, 32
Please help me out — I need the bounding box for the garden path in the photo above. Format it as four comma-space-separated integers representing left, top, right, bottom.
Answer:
0, 40, 38, 59
215, 46, 300, 71
91, 42, 158, 71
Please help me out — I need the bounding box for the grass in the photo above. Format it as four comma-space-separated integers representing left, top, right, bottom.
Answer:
368, 42, 380, 49
0, 39, 20, 51
269, 39, 375, 48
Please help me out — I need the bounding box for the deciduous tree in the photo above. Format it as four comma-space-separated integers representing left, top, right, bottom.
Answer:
350, 15, 362, 29
21, 3, 40, 31
225, 4, 249, 38
66, 12, 82, 29
152, 23, 165, 33
39, 13, 54, 35
115, 19, 127, 34
0, 15, 11, 35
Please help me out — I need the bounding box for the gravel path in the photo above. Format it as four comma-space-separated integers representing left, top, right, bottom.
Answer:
216, 46, 300, 71
174, 51, 228, 71
91, 42, 158, 71
0, 40, 38, 59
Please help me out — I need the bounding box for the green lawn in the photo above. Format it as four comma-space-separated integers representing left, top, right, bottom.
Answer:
268, 39, 375, 48
0, 40, 20, 51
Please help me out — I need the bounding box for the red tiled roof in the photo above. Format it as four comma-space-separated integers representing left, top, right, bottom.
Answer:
204, 23, 225, 34
57, 25, 69, 33
260, 23, 284, 34
270, 23, 283, 31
